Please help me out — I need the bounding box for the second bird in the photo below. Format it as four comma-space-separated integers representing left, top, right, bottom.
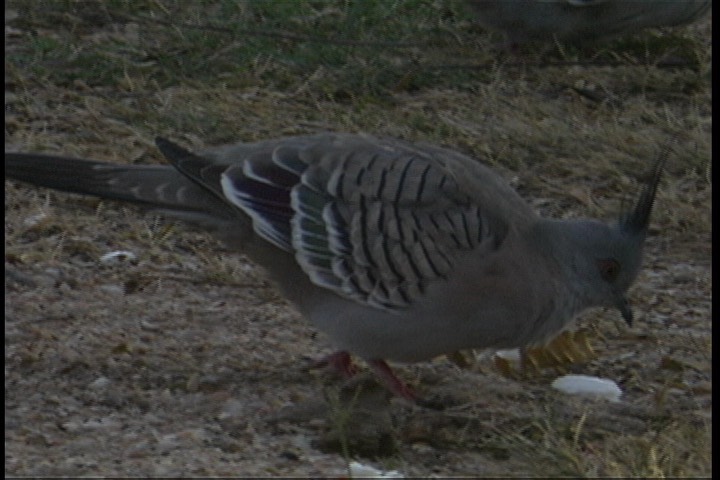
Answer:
466, 0, 711, 45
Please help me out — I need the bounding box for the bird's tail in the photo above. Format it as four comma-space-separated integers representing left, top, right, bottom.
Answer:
5, 152, 239, 225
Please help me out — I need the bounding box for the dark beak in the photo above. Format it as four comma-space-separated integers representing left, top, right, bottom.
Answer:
617, 297, 633, 326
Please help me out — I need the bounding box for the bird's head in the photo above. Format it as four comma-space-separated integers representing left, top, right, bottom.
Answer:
548, 151, 666, 326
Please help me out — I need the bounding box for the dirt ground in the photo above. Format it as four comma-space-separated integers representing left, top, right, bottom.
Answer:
5, 2, 711, 477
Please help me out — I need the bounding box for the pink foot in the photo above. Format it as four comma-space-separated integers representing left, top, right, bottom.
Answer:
367, 359, 416, 402
310, 353, 417, 402
310, 351, 358, 379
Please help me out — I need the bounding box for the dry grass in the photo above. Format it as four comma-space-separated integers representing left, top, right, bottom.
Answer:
5, 1, 711, 477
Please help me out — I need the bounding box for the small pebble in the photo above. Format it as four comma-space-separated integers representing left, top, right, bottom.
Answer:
551, 374, 622, 402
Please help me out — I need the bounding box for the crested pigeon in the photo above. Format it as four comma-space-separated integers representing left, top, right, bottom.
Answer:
5, 134, 664, 401
466, 0, 711, 44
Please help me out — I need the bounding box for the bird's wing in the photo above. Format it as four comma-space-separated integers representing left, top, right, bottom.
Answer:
159, 135, 511, 311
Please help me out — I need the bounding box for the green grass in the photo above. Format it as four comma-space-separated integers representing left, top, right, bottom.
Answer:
8, 0, 465, 94
9, 0, 706, 99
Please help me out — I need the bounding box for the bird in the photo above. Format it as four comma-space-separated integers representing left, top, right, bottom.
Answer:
465, 0, 712, 45
5, 133, 665, 401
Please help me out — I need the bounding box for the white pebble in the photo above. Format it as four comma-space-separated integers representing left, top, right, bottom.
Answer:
551, 374, 622, 402
99, 250, 137, 265
349, 461, 404, 478
23, 212, 48, 228
494, 348, 521, 363
88, 376, 111, 390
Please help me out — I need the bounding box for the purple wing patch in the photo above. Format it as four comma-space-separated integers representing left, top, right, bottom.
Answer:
221, 151, 306, 251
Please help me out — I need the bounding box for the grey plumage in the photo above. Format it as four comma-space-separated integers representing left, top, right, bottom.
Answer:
5, 133, 664, 399
466, 0, 711, 44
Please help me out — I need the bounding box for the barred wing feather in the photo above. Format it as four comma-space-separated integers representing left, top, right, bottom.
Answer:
221, 143, 505, 310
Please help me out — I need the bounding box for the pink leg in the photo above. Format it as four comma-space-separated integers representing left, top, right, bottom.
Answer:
311, 351, 358, 379
367, 359, 416, 402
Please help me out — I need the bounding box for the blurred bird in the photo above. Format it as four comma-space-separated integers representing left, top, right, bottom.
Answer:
466, 0, 711, 44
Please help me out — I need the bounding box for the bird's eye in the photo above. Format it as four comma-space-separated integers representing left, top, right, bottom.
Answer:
597, 258, 621, 282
